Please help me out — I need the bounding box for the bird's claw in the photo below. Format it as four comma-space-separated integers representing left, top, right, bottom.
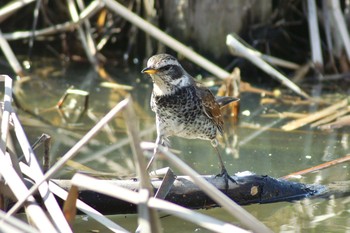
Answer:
216, 168, 237, 192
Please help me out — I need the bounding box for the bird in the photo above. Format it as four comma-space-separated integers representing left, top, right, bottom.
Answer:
142, 53, 239, 187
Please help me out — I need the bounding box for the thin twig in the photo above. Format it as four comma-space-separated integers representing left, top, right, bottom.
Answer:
28, 0, 42, 59
282, 154, 350, 179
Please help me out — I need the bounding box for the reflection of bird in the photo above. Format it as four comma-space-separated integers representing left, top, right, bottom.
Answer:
142, 54, 239, 185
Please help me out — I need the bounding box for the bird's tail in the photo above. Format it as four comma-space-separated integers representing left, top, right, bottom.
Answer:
215, 96, 239, 108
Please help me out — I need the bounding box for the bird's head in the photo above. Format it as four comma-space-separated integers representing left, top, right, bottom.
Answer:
142, 54, 193, 96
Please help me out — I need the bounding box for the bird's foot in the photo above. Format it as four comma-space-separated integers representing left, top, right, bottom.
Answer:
216, 168, 237, 192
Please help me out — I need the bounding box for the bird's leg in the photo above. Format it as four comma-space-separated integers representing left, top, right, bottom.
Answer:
147, 135, 162, 171
147, 134, 170, 171
146, 154, 156, 171
211, 139, 237, 192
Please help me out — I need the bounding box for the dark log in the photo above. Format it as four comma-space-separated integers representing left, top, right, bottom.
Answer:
51, 173, 325, 215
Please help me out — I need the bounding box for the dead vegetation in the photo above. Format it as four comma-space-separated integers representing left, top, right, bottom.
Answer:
1, 1, 350, 232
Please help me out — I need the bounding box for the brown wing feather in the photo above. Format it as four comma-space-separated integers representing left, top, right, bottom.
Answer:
195, 83, 224, 135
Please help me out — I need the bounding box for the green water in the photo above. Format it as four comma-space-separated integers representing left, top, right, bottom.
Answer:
8, 60, 350, 232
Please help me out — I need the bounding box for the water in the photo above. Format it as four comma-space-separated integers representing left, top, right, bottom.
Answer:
6, 59, 350, 232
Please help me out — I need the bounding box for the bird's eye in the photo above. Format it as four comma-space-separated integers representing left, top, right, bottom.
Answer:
162, 65, 171, 71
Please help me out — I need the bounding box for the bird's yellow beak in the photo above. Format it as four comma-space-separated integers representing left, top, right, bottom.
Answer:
141, 67, 158, 74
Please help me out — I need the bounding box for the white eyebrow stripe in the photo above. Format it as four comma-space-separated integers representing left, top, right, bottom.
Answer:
155, 60, 179, 69
170, 75, 191, 87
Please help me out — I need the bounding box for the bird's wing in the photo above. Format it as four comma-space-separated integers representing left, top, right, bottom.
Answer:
215, 96, 239, 108
195, 83, 224, 135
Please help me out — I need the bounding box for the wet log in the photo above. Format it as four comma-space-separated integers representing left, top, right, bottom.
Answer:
51, 173, 325, 215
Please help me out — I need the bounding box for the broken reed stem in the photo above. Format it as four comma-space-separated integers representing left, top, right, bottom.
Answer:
66, 0, 99, 68
0, 0, 36, 23
281, 98, 349, 131
262, 112, 308, 119
307, 0, 324, 69
43, 134, 51, 172
322, 0, 337, 73
0, 76, 23, 181
327, 0, 350, 61
0, 31, 24, 77
123, 97, 162, 233
75, 0, 100, 67
260, 54, 300, 70
124, 99, 154, 191
282, 154, 350, 179
20, 133, 51, 173
6, 98, 129, 217
0, 75, 12, 153
310, 107, 350, 128
62, 185, 78, 227
226, 33, 310, 99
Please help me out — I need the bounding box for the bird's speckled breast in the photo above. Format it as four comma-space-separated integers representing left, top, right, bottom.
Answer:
151, 85, 217, 140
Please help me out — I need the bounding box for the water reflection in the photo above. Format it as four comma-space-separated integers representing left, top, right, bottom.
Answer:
7, 61, 350, 232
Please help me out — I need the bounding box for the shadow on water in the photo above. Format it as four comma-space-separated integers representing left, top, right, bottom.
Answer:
6, 59, 350, 232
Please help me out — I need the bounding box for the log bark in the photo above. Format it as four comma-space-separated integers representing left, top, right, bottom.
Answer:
50, 174, 325, 215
